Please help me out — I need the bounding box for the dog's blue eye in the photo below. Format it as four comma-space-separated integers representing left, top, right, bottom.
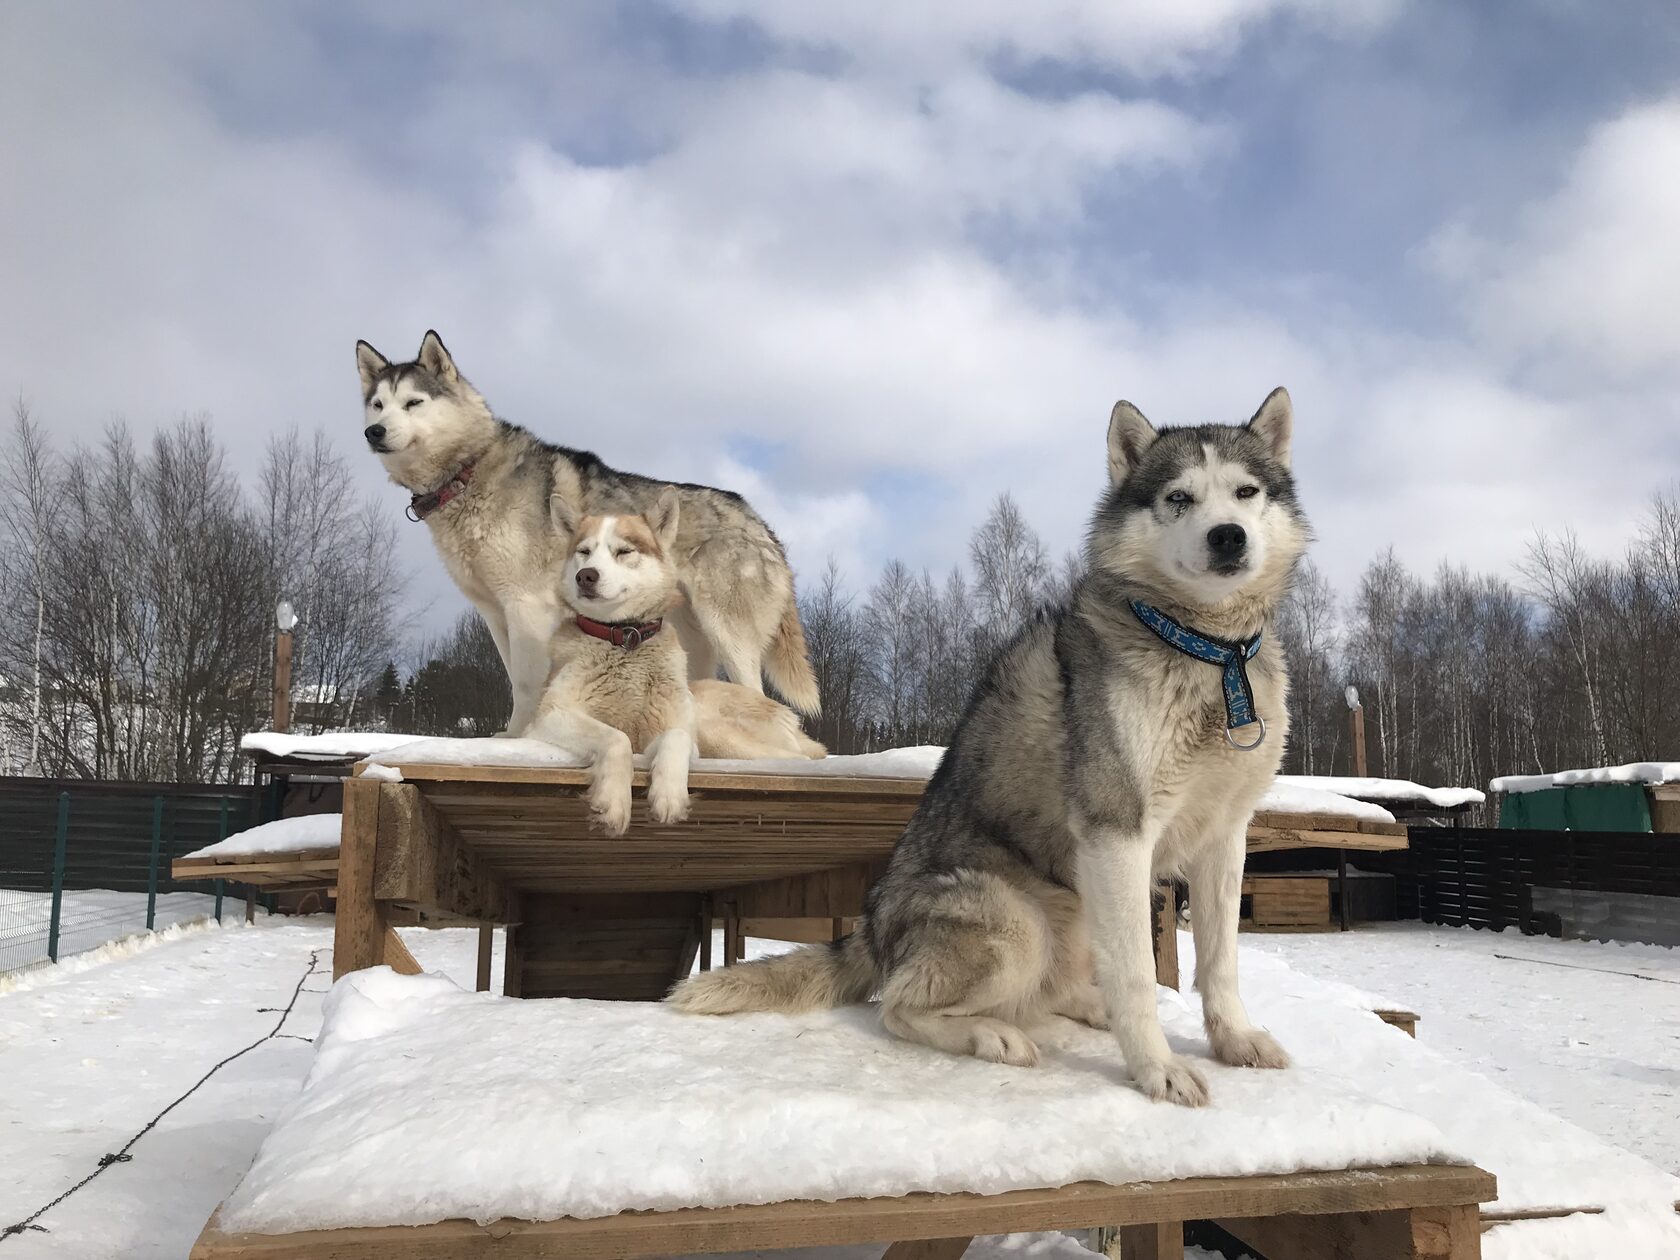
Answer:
1166, 491, 1192, 506
1236, 485, 1259, 499
404, 398, 422, 410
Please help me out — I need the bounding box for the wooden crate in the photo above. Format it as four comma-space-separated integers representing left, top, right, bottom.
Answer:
1242, 874, 1332, 928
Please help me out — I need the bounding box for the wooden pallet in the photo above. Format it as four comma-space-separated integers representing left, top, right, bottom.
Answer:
189, 1163, 1495, 1260
1242, 873, 1333, 928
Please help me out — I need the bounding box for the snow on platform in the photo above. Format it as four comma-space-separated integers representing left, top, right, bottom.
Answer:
218, 965, 1464, 1233
178, 813, 342, 862
241, 731, 425, 761
1491, 761, 1680, 795
1279, 774, 1484, 810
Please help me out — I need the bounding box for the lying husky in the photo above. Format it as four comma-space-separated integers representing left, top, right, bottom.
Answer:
355, 331, 820, 735
672, 389, 1308, 1107
531, 490, 825, 835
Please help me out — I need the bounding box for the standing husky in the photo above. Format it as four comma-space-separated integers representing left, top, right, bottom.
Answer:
532, 490, 825, 835
355, 331, 819, 735
671, 389, 1308, 1107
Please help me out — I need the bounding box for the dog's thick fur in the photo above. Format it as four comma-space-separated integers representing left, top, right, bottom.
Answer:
355, 331, 819, 736
670, 388, 1309, 1107
530, 492, 824, 835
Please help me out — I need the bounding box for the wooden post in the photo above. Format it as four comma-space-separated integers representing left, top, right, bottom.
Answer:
722, 899, 741, 967
1342, 698, 1369, 933
1113, 1221, 1183, 1260
272, 626, 293, 734
333, 776, 391, 979
1153, 883, 1179, 991
476, 922, 494, 992
698, 894, 713, 972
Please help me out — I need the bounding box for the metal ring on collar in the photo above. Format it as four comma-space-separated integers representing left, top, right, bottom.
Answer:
1225, 717, 1267, 751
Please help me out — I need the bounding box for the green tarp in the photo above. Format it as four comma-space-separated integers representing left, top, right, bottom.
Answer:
1498, 784, 1653, 832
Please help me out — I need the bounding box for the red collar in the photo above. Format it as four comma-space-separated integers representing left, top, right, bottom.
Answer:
575, 614, 664, 650
406, 463, 475, 522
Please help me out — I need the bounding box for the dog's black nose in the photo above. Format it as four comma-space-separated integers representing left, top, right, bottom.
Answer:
575, 567, 600, 593
1207, 524, 1247, 555
363, 424, 386, 446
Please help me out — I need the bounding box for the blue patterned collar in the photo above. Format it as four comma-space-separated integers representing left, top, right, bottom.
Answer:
1127, 599, 1267, 750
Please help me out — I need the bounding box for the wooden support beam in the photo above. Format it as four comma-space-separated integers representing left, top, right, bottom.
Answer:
372, 783, 509, 922
1219, 1202, 1481, 1260
1113, 1220, 1183, 1260
698, 894, 713, 972
1375, 1008, 1420, 1037
722, 899, 741, 967
334, 777, 390, 980
1153, 884, 1179, 991
503, 924, 524, 998
383, 927, 422, 976
881, 1238, 972, 1260
476, 923, 493, 992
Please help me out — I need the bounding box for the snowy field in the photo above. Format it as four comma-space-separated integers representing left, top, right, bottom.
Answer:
0, 889, 229, 980
1, 919, 1676, 1259
1244, 921, 1680, 1175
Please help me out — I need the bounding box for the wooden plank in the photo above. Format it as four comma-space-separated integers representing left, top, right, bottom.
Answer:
741, 917, 859, 944
1247, 826, 1409, 854
732, 864, 884, 918
1219, 1202, 1480, 1259
1114, 1220, 1183, 1260
191, 1165, 1496, 1260
882, 1239, 972, 1260
503, 923, 524, 998
333, 777, 389, 980
371, 761, 928, 796
1375, 1008, 1419, 1037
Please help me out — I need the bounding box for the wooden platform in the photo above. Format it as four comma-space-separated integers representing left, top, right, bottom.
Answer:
190, 1163, 1495, 1260
175, 762, 1409, 1001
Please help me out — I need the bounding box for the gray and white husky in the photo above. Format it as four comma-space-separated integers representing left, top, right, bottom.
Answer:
671, 388, 1308, 1107
355, 331, 820, 735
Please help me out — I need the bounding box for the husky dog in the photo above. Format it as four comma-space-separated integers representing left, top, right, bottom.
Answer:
355, 331, 819, 735
671, 389, 1308, 1107
532, 491, 825, 835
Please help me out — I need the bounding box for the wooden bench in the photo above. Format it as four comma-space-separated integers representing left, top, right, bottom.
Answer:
189, 1163, 1496, 1260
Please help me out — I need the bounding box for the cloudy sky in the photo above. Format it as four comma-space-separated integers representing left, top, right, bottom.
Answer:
3, 1, 1678, 640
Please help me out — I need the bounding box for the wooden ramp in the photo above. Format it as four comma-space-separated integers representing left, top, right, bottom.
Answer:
190, 1163, 1495, 1260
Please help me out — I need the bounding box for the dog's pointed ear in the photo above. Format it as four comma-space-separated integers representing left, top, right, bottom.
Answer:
417, 330, 459, 383
1246, 386, 1292, 467
648, 487, 681, 552
356, 341, 389, 395
1107, 401, 1157, 486
550, 492, 579, 542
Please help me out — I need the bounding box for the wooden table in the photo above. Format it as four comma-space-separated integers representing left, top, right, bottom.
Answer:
190, 1163, 1495, 1260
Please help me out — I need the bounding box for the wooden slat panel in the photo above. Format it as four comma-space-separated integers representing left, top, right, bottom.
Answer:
191, 1165, 1496, 1260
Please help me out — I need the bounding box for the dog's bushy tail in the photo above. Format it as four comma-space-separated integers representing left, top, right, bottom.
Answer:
765, 595, 822, 717
667, 932, 876, 1014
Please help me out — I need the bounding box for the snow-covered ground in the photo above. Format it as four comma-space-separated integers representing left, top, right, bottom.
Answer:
1243, 921, 1680, 1175
0, 888, 229, 979
1, 919, 1676, 1259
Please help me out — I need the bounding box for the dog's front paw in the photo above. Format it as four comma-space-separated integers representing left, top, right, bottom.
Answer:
587, 774, 633, 837
1210, 1024, 1290, 1070
1134, 1055, 1210, 1107
648, 782, 690, 826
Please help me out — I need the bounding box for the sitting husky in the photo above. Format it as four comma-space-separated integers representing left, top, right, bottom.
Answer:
355, 331, 819, 736
531, 488, 824, 835
672, 389, 1307, 1107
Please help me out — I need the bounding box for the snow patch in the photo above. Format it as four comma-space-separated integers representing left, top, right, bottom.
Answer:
241, 731, 427, 761
1280, 775, 1484, 810
178, 813, 342, 861
0, 915, 227, 994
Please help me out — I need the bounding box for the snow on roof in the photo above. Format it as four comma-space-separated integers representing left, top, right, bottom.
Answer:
1278, 775, 1484, 810
179, 813, 342, 861
218, 966, 1464, 1233
1490, 762, 1680, 796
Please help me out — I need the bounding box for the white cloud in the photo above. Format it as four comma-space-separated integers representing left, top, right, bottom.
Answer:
1428, 96, 1680, 378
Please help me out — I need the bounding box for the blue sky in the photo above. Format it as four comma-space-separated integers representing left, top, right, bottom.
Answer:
3, 1, 1678, 642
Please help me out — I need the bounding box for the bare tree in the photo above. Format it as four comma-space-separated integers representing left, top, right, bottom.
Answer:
0, 399, 55, 772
